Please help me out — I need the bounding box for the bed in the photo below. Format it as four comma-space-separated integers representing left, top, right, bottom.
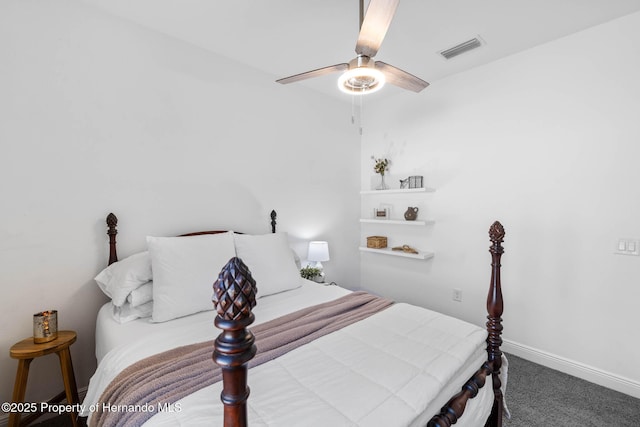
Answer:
81, 211, 505, 427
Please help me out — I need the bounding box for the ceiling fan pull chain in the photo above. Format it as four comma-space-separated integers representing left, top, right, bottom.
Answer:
350, 94, 363, 135
351, 94, 356, 124
359, 94, 364, 135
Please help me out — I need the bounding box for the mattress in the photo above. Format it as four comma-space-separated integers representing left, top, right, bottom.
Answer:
83, 281, 493, 426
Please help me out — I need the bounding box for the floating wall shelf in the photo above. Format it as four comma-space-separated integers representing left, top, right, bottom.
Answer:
359, 247, 435, 260
360, 185, 435, 262
360, 187, 435, 195
359, 219, 435, 226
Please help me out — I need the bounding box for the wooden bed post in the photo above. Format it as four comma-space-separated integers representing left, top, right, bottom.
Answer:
486, 221, 505, 427
428, 221, 505, 427
106, 213, 118, 265
212, 257, 258, 427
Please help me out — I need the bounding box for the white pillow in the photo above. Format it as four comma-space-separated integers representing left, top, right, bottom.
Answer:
147, 232, 236, 323
111, 301, 153, 324
234, 232, 302, 298
126, 281, 153, 307
94, 252, 152, 307
291, 249, 302, 269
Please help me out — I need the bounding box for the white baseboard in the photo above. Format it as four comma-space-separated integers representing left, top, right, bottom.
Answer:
0, 386, 88, 427
503, 339, 640, 399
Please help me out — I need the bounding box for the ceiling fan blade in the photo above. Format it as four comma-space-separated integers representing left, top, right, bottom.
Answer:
375, 61, 430, 93
276, 63, 349, 85
355, 0, 400, 58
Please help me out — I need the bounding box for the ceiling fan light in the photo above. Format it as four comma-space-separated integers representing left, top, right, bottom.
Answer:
338, 67, 385, 95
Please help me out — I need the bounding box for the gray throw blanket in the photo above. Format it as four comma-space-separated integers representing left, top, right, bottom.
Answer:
92, 291, 393, 427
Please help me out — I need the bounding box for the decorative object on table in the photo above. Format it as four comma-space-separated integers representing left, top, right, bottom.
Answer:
372, 155, 390, 190
300, 266, 323, 283
373, 207, 390, 219
366, 236, 388, 249
408, 175, 423, 189
307, 241, 330, 282
392, 245, 419, 254
404, 207, 419, 221
33, 310, 58, 343
399, 177, 409, 189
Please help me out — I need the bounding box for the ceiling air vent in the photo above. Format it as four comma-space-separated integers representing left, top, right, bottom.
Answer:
439, 37, 483, 60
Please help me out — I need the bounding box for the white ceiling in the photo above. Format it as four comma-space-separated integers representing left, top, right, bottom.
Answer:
80, 0, 640, 100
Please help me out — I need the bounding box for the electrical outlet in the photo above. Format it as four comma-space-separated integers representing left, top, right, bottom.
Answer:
452, 289, 462, 302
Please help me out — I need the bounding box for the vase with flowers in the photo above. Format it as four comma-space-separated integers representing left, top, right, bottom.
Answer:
372, 156, 390, 190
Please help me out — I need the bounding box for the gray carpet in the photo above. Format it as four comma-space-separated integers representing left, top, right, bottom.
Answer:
31, 353, 640, 426
503, 353, 640, 427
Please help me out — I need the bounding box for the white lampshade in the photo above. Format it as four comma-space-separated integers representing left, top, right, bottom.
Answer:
308, 241, 330, 269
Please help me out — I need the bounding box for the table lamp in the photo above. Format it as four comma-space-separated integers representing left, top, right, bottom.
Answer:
308, 241, 330, 271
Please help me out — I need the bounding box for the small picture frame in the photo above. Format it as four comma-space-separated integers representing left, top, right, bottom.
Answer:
373, 207, 389, 219
408, 175, 423, 189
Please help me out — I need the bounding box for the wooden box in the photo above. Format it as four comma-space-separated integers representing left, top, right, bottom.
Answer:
366, 236, 388, 249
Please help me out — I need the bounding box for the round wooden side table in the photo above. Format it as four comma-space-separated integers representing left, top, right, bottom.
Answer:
8, 330, 80, 427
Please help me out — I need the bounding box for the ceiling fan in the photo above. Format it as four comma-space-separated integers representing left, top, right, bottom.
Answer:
276, 0, 429, 95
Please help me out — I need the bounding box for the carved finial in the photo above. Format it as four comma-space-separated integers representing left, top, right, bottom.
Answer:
212, 258, 257, 427
489, 221, 505, 243
107, 213, 119, 265
270, 210, 277, 234
106, 213, 118, 233
213, 257, 257, 321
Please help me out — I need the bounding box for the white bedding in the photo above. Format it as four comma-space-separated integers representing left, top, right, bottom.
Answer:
83, 280, 494, 426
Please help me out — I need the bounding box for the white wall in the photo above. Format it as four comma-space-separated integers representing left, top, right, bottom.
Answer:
0, 0, 360, 406
361, 12, 640, 396
3, 0, 639, 413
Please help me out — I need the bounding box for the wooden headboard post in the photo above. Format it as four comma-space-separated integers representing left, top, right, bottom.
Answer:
486, 221, 505, 427
106, 213, 118, 265
212, 257, 258, 427
270, 210, 277, 233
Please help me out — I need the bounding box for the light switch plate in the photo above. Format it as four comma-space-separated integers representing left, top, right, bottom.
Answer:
615, 239, 640, 256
